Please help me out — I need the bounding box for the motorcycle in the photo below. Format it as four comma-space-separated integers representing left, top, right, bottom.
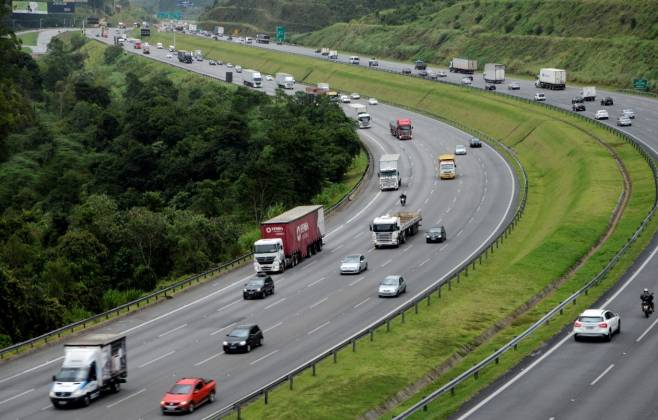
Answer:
642, 301, 653, 318
400, 196, 406, 207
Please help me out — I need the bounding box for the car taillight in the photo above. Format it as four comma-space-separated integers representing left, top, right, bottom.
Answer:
599, 323, 608, 328
574, 321, 582, 327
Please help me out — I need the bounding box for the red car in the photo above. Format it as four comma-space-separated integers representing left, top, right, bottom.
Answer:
160, 377, 216, 414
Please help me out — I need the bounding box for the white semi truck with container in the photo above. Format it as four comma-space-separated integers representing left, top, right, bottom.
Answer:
243, 69, 263, 88
370, 211, 422, 248
483, 63, 505, 83
275, 72, 295, 89
50, 334, 127, 408
348, 103, 371, 128
378, 154, 401, 190
535, 68, 566, 90
449, 58, 477, 74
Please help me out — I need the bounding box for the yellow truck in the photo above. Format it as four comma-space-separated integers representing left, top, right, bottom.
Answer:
438, 154, 456, 179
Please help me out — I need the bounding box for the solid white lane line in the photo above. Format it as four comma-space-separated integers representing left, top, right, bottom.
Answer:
590, 364, 615, 386
346, 191, 383, 224
636, 316, 658, 342
354, 297, 371, 309
210, 322, 236, 336
308, 277, 327, 288
158, 323, 187, 337
419, 258, 431, 267
458, 243, 658, 419
381, 259, 392, 267
0, 356, 64, 384
307, 321, 331, 335
309, 297, 329, 309
265, 298, 286, 310
138, 350, 175, 368
217, 299, 241, 312
301, 261, 317, 271
250, 350, 279, 365
330, 244, 345, 253
194, 352, 222, 366
106, 388, 146, 408
349, 276, 365, 286
264, 322, 283, 333
0, 388, 34, 406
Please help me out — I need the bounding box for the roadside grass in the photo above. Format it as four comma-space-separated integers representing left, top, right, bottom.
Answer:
18, 31, 38, 46
146, 32, 658, 419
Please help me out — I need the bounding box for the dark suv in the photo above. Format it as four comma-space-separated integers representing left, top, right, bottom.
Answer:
572, 103, 586, 112
425, 226, 447, 243
243, 275, 274, 299
600, 96, 614, 106
485, 84, 496, 91
572, 96, 584, 104
223, 325, 263, 353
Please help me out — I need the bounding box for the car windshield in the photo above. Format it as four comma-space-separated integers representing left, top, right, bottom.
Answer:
429, 228, 442, 233
382, 277, 399, 286
380, 170, 397, 177
254, 244, 277, 253
342, 256, 361, 263
54, 367, 87, 382
373, 223, 397, 232
440, 162, 455, 170
169, 384, 193, 394
399, 126, 411, 132
579, 316, 603, 323
228, 328, 249, 338
247, 279, 264, 287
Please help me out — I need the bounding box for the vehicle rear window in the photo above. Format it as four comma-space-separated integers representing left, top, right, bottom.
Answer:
579, 316, 603, 323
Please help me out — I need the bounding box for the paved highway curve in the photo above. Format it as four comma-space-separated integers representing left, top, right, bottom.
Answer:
0, 29, 517, 419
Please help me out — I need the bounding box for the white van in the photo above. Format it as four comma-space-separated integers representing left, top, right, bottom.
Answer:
156, 42, 163, 49
349, 56, 360, 65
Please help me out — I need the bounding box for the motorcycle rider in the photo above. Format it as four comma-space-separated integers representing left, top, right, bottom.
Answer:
399, 192, 407, 206
641, 288, 655, 313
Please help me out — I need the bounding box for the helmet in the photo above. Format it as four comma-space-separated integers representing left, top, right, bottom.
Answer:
644, 288, 649, 292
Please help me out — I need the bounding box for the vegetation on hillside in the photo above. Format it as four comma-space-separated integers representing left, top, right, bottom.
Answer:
0, 23, 360, 346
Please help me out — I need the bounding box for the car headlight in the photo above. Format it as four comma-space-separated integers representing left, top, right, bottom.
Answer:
256, 288, 262, 292
222, 341, 228, 346
243, 288, 248, 292
180, 400, 189, 405
239, 341, 247, 346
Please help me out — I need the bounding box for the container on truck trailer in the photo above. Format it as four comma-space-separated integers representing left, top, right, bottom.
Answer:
534, 68, 566, 90
348, 103, 371, 128
50, 334, 127, 408
370, 212, 422, 248
449, 58, 477, 74
581, 86, 596, 101
253, 205, 325, 273
378, 154, 401, 191
275, 72, 295, 89
389, 118, 413, 140
438, 154, 456, 179
243, 69, 263, 88
483, 63, 505, 83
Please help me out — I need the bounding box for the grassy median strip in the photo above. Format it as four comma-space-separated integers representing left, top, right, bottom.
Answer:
139, 34, 656, 419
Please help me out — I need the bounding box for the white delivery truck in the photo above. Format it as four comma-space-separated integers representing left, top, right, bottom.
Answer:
193, 49, 203, 61
321, 47, 330, 56
329, 50, 338, 60
370, 211, 422, 248
581, 86, 596, 101
348, 103, 371, 128
378, 154, 401, 190
349, 56, 360, 65
483, 63, 505, 83
50, 334, 127, 408
243, 69, 263, 88
275, 72, 295, 89
535, 68, 566, 90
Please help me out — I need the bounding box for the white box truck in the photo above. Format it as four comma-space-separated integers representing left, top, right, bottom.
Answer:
483, 63, 505, 83
582, 86, 596, 101
378, 154, 401, 190
243, 69, 263, 88
275, 72, 295, 89
329, 50, 338, 60
50, 334, 127, 408
535, 68, 566, 90
449, 58, 477, 74
348, 103, 371, 129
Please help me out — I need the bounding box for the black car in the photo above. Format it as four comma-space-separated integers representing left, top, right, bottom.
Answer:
401, 68, 412, 75
572, 103, 586, 112
425, 226, 447, 243
485, 84, 496, 91
600, 97, 614, 106
314, 48, 321, 53
243, 275, 274, 299
470, 138, 482, 148
223, 325, 263, 353
572, 96, 584, 104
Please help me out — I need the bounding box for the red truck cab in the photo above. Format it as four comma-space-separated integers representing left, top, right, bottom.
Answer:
160, 377, 216, 414
134, 41, 141, 49
389, 118, 413, 140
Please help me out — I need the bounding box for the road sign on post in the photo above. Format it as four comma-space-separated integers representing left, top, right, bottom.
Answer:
633, 79, 649, 91
276, 26, 285, 42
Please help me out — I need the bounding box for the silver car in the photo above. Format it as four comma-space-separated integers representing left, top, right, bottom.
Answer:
455, 145, 467, 155
378, 275, 406, 297
340, 255, 367, 274
622, 109, 635, 119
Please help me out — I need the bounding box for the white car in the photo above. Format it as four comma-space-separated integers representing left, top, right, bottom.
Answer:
168, 45, 176, 52
534, 92, 546, 101
368, 98, 379, 105
156, 42, 163, 49
622, 109, 635, 119
378, 275, 406, 298
455, 145, 467, 155
226, 63, 234, 68
350, 92, 361, 100
573, 308, 620, 341
165, 53, 173, 59
265, 74, 273, 81
461, 77, 472, 86
437, 71, 447, 78
594, 109, 609, 120
235, 66, 242, 73
340, 95, 351, 103
340, 254, 368, 275
617, 116, 632, 127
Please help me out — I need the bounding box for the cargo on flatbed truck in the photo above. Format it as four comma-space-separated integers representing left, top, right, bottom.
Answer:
389, 118, 413, 140
449, 58, 477, 74
371, 212, 422, 248
379, 154, 401, 191
50, 334, 127, 408
253, 205, 325, 273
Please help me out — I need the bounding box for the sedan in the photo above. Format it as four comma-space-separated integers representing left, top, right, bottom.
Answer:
594, 109, 609, 120
573, 308, 620, 341
617, 116, 632, 126
425, 226, 447, 243
350, 92, 361, 100
484, 84, 496, 91
461, 77, 472, 86
226, 63, 234, 68
165, 53, 173, 59
418, 70, 429, 78
378, 275, 406, 297
622, 109, 635, 119
340, 95, 351, 103
600, 96, 614, 106
223, 324, 263, 353
368, 97, 379, 105
508, 82, 520, 90
534, 93, 546, 101
437, 71, 447, 78
470, 137, 482, 148
243, 275, 274, 299
572, 103, 586, 112
160, 378, 216, 414
235, 66, 242, 73
401, 68, 412, 75
208, 60, 217, 66
340, 254, 368, 274
455, 145, 467, 155
265, 74, 273, 81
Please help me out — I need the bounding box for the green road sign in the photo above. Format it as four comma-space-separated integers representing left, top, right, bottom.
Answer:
158, 11, 182, 20
633, 79, 649, 91
276, 25, 285, 42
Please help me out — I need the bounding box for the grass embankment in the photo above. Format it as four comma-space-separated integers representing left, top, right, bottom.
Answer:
17, 31, 38, 46
139, 33, 657, 418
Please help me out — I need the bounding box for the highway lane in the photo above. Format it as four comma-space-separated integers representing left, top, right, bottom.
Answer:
0, 31, 517, 419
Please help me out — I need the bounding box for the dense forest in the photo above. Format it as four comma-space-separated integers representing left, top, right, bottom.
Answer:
0, 15, 360, 346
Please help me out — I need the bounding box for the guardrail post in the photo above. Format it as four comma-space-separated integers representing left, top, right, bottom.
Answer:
264, 390, 269, 404
352, 339, 356, 352
236, 404, 241, 420
427, 294, 431, 306
474, 370, 479, 379
401, 311, 405, 323
370, 329, 374, 341
495, 356, 499, 364
312, 363, 316, 376
415, 302, 419, 314
560, 307, 564, 315
448, 278, 452, 290
451, 387, 455, 396
386, 320, 391, 332
333, 350, 337, 363
289, 374, 293, 390
438, 284, 442, 297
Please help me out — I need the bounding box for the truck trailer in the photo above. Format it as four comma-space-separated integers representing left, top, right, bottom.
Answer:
483, 63, 505, 83
389, 118, 413, 140
535, 68, 566, 90
329, 50, 338, 60
378, 154, 401, 191
243, 69, 263, 88
348, 103, 371, 128
177, 50, 193, 63
253, 205, 325, 273
50, 334, 127, 408
275, 72, 295, 89
449, 58, 477, 74
371, 212, 422, 248
581, 86, 596, 101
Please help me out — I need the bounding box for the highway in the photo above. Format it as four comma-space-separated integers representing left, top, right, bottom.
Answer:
0, 30, 517, 419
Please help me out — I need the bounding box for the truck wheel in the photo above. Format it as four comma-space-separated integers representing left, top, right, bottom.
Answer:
82, 394, 91, 407
112, 381, 121, 393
